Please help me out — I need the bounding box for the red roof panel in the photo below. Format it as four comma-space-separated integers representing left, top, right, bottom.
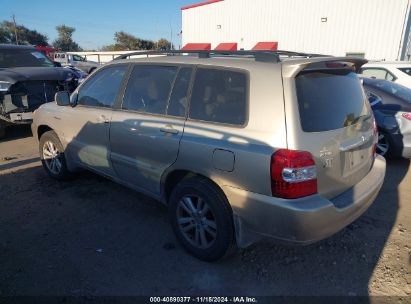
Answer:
181, 43, 212, 50
252, 42, 278, 51
181, 0, 224, 11
214, 43, 238, 51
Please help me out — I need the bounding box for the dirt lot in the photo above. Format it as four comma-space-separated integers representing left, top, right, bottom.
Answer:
0, 125, 410, 297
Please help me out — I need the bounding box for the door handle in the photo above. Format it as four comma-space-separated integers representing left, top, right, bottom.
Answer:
98, 115, 110, 123
160, 126, 179, 135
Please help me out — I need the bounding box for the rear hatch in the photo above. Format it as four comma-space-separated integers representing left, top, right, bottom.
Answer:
282, 59, 376, 199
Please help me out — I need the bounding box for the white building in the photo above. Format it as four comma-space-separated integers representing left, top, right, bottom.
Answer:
181, 0, 411, 60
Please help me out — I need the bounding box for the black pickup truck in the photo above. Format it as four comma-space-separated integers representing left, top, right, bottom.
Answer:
0, 44, 78, 138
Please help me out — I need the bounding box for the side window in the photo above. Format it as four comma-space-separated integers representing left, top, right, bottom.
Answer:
77, 65, 127, 108
385, 72, 395, 81
361, 68, 387, 80
189, 68, 247, 125
361, 68, 395, 81
167, 67, 193, 117
122, 65, 178, 115
73, 55, 84, 62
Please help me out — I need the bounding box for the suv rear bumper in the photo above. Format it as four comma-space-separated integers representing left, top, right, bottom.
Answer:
223, 155, 386, 248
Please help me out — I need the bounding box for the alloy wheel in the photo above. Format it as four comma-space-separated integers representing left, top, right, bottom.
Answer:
42, 140, 62, 175
176, 195, 218, 249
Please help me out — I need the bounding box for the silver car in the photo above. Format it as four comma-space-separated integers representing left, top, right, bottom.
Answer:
32, 51, 386, 261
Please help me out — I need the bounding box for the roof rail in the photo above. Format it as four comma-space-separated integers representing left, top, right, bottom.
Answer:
113, 50, 330, 62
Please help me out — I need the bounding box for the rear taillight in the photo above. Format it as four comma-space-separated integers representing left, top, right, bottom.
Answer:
270, 149, 317, 199
402, 113, 411, 121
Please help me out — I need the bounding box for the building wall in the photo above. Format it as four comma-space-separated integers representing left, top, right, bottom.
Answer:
182, 0, 411, 60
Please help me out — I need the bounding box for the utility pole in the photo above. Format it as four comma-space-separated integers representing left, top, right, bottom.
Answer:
12, 14, 18, 45
170, 22, 173, 50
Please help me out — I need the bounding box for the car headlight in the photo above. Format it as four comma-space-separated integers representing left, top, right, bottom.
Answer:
0, 81, 12, 92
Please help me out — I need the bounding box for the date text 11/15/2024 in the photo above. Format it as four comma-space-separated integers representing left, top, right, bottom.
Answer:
149, 297, 258, 303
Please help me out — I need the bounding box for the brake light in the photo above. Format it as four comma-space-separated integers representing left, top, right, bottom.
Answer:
270, 149, 317, 199
402, 113, 411, 121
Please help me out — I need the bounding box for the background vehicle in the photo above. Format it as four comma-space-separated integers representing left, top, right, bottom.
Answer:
34, 45, 57, 62
0, 44, 78, 139
32, 50, 385, 261
362, 76, 411, 158
53, 52, 100, 74
63, 66, 89, 84
360, 62, 411, 88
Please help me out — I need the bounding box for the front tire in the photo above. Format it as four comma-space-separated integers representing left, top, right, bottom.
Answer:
169, 176, 236, 261
39, 131, 70, 180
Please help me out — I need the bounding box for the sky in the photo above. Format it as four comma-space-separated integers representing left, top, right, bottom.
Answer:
0, 0, 194, 50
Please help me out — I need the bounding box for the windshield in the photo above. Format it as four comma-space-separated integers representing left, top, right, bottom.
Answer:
296, 70, 368, 132
370, 80, 411, 104
0, 49, 54, 68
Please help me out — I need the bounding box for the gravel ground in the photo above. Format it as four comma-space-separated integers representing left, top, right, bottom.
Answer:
0, 126, 410, 297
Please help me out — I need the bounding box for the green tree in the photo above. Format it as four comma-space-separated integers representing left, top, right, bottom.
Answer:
52, 25, 82, 51
0, 20, 48, 45
101, 31, 156, 51
155, 38, 172, 50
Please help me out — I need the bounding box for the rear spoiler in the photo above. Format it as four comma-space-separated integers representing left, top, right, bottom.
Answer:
282, 57, 368, 78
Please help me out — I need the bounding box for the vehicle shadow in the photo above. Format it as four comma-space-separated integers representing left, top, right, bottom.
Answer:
229, 158, 408, 296
7, 118, 407, 297
0, 157, 39, 171
0, 124, 32, 143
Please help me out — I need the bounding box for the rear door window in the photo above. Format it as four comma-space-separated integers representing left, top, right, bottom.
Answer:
189, 68, 247, 125
296, 71, 368, 132
122, 65, 178, 115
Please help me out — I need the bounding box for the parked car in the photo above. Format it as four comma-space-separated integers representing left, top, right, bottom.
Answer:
53, 52, 100, 74
362, 76, 411, 158
359, 62, 411, 88
0, 44, 78, 139
34, 45, 57, 62
32, 51, 386, 261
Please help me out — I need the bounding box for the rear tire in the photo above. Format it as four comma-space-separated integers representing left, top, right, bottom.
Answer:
39, 131, 70, 180
377, 131, 395, 158
169, 176, 236, 261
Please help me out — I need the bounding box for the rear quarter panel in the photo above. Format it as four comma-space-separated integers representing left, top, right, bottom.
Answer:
170, 63, 286, 197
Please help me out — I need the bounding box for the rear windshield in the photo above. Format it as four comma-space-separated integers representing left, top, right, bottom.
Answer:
295, 70, 368, 132
0, 49, 54, 68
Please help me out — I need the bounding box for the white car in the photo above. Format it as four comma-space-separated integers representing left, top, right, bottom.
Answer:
359, 62, 411, 88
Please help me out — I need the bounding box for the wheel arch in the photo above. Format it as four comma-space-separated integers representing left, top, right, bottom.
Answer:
37, 125, 54, 140
161, 169, 226, 205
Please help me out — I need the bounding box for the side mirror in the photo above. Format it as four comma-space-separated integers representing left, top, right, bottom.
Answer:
55, 91, 70, 106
